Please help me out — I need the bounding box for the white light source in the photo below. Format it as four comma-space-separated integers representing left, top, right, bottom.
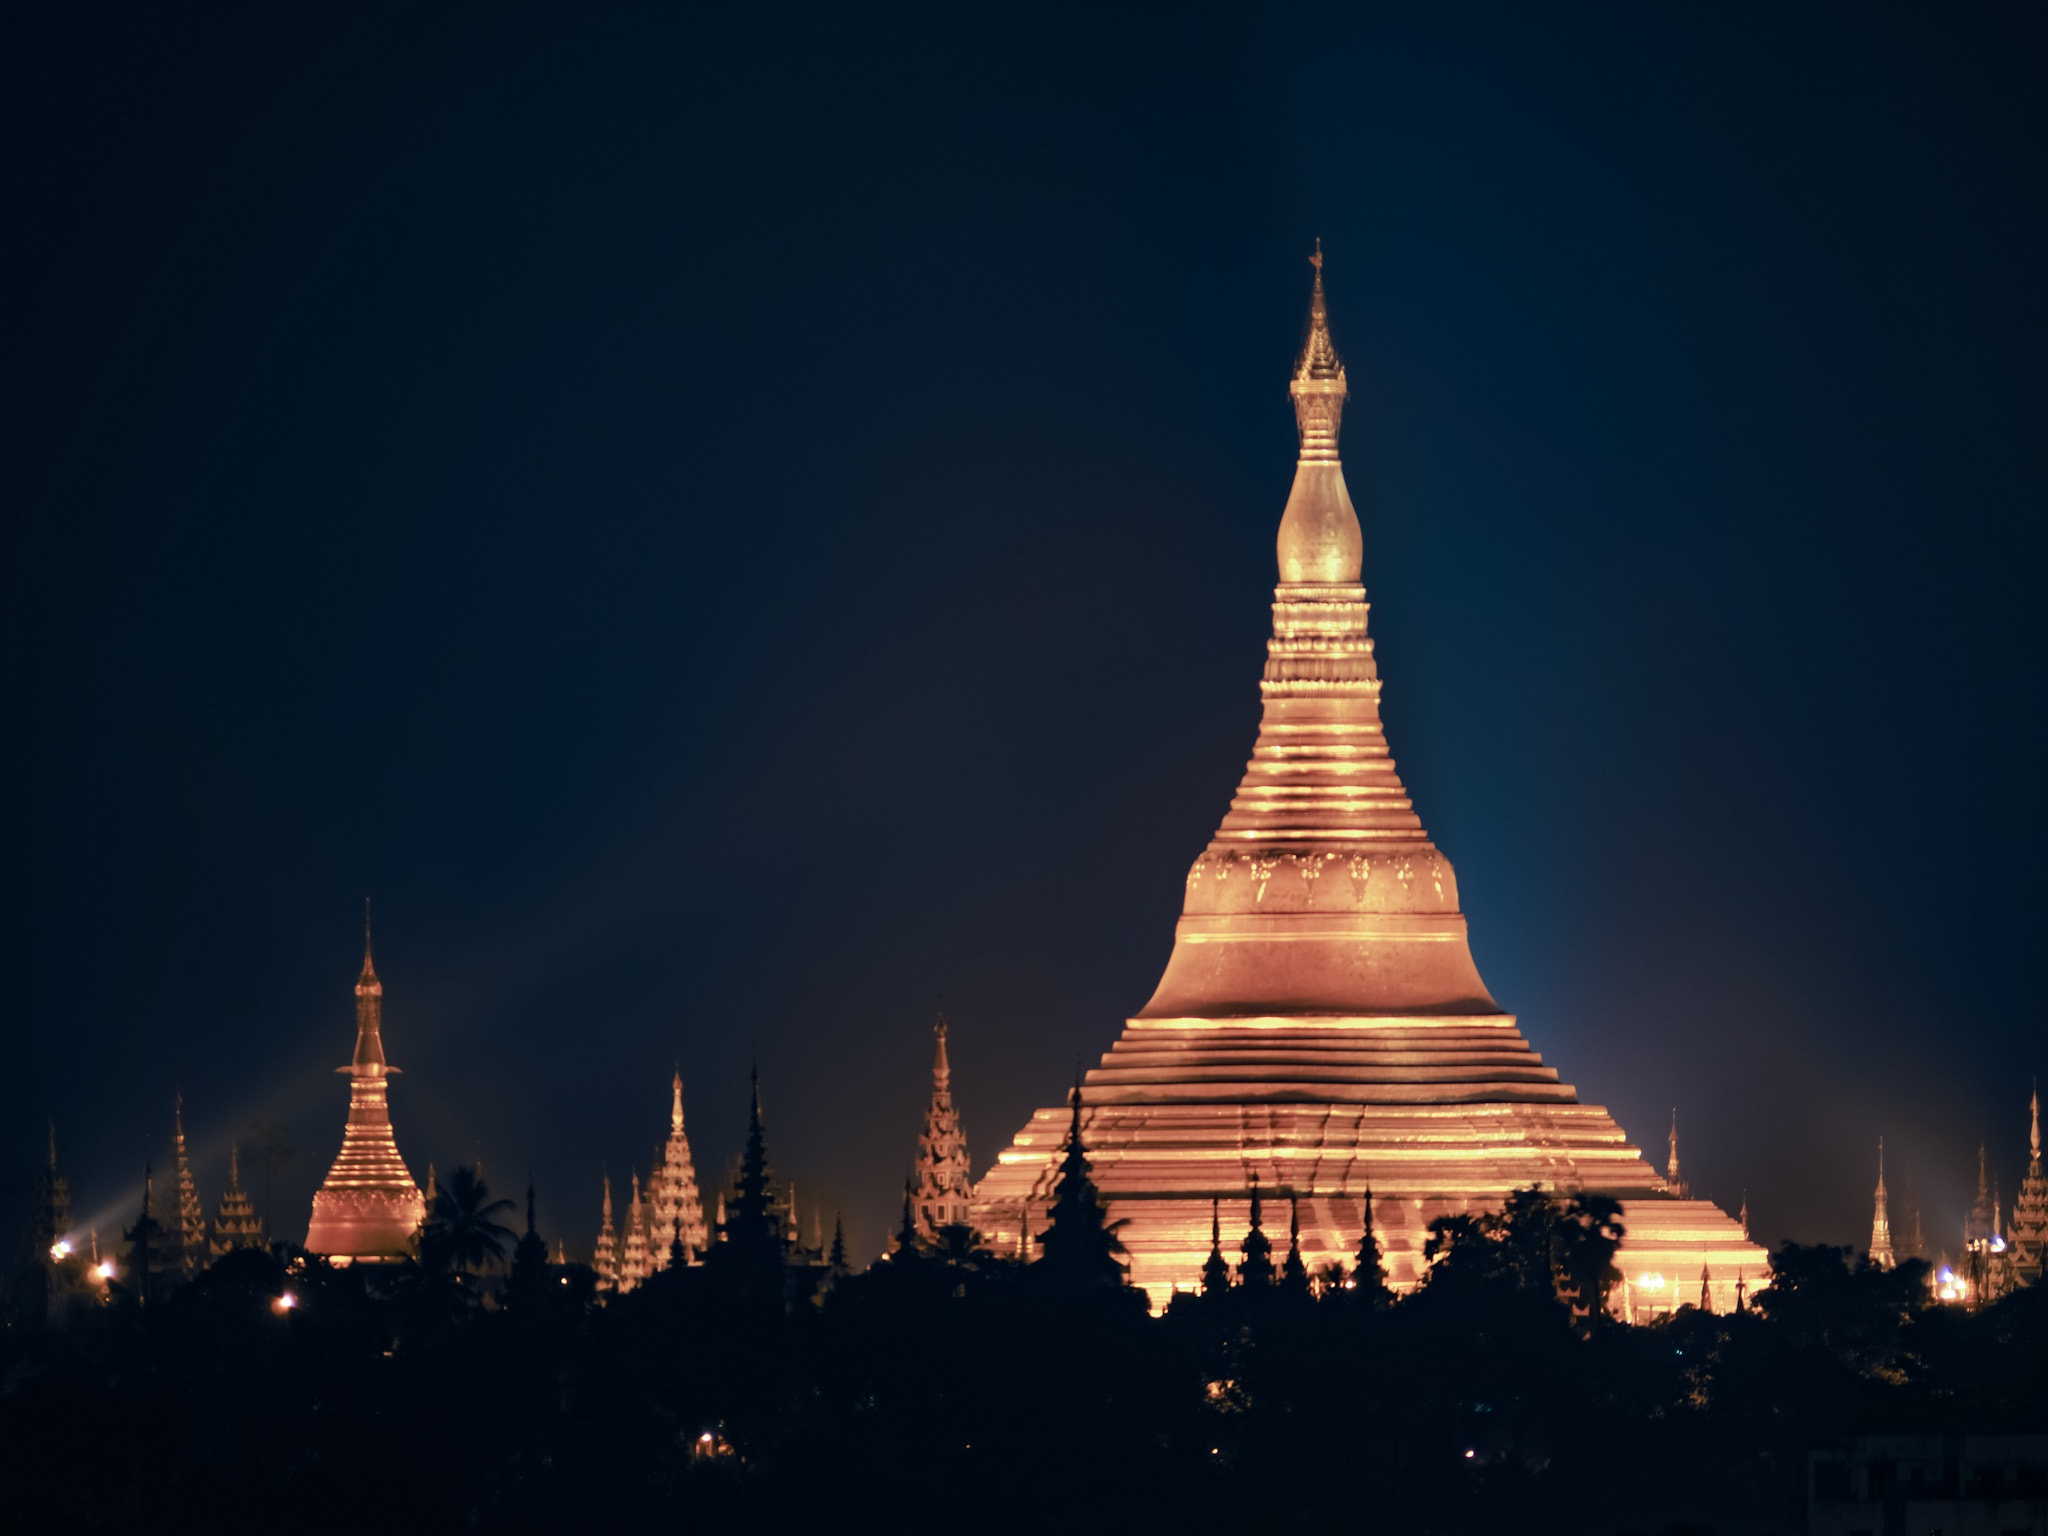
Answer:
50, 1240, 72, 1260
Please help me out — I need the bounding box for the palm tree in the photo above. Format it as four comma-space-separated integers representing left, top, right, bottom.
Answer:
422, 1164, 517, 1278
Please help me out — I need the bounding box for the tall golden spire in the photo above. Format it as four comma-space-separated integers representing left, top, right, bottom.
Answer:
912, 1011, 972, 1240
1868, 1137, 1894, 1269
1275, 242, 1362, 583
305, 908, 424, 1262
353, 898, 387, 1074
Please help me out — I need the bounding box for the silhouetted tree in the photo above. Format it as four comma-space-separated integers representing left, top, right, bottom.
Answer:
1554, 1191, 1626, 1330
1280, 1196, 1311, 1294
422, 1164, 516, 1277
1352, 1189, 1393, 1309
827, 1213, 849, 1274
503, 1180, 552, 1309
1033, 1080, 1127, 1290
1237, 1173, 1275, 1288
1420, 1185, 1623, 1331
1201, 1199, 1231, 1295
705, 1071, 785, 1296
892, 1182, 920, 1257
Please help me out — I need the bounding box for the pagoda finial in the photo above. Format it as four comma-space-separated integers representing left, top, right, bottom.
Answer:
933, 1011, 951, 1088
363, 897, 373, 965
1289, 240, 1347, 459
2032, 1079, 2040, 1161
671, 1070, 684, 1131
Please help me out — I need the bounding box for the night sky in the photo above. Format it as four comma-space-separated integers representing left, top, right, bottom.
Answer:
7, 5, 2044, 1264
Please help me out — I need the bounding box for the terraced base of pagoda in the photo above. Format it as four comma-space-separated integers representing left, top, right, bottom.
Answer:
971, 1012, 1767, 1312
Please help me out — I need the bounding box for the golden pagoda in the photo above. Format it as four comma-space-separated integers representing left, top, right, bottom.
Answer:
910, 1014, 973, 1241
2013, 1084, 2046, 1288
1867, 1139, 1894, 1270
648, 1072, 708, 1267
973, 248, 1766, 1310
171, 1093, 207, 1275
305, 907, 426, 1263
210, 1142, 267, 1258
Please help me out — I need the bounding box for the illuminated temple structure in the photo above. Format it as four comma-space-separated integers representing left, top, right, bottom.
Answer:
305, 913, 427, 1263
972, 252, 1768, 1310
910, 1015, 973, 1241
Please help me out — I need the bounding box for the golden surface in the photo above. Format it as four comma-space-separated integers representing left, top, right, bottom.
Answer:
973, 254, 1764, 1309
305, 937, 425, 1262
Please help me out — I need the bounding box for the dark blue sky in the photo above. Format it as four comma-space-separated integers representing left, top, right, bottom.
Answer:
6, 4, 2043, 1261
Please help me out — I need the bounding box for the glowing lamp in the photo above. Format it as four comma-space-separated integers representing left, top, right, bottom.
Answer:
50, 1240, 72, 1260
95, 1261, 115, 1281
272, 1292, 297, 1314
1636, 1272, 1667, 1292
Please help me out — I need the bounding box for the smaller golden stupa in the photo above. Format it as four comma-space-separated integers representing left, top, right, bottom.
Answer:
305, 904, 425, 1263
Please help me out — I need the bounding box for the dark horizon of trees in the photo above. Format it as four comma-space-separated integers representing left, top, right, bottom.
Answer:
3, 1169, 2045, 1536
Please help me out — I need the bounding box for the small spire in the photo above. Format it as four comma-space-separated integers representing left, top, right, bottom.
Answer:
671, 1070, 685, 1132
48, 1120, 57, 1171
601, 1173, 613, 1220
1700, 1261, 1712, 1312
1738, 1189, 1749, 1238
364, 897, 373, 965
2032, 1079, 2041, 1161
228, 1141, 240, 1190
1667, 1109, 1682, 1187
933, 1011, 951, 1088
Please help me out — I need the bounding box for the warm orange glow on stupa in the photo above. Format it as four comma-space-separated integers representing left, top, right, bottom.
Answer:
972, 248, 1765, 1310
305, 905, 426, 1263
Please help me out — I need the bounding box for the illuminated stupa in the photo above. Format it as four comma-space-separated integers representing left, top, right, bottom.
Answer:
973, 249, 1766, 1309
305, 909, 427, 1263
